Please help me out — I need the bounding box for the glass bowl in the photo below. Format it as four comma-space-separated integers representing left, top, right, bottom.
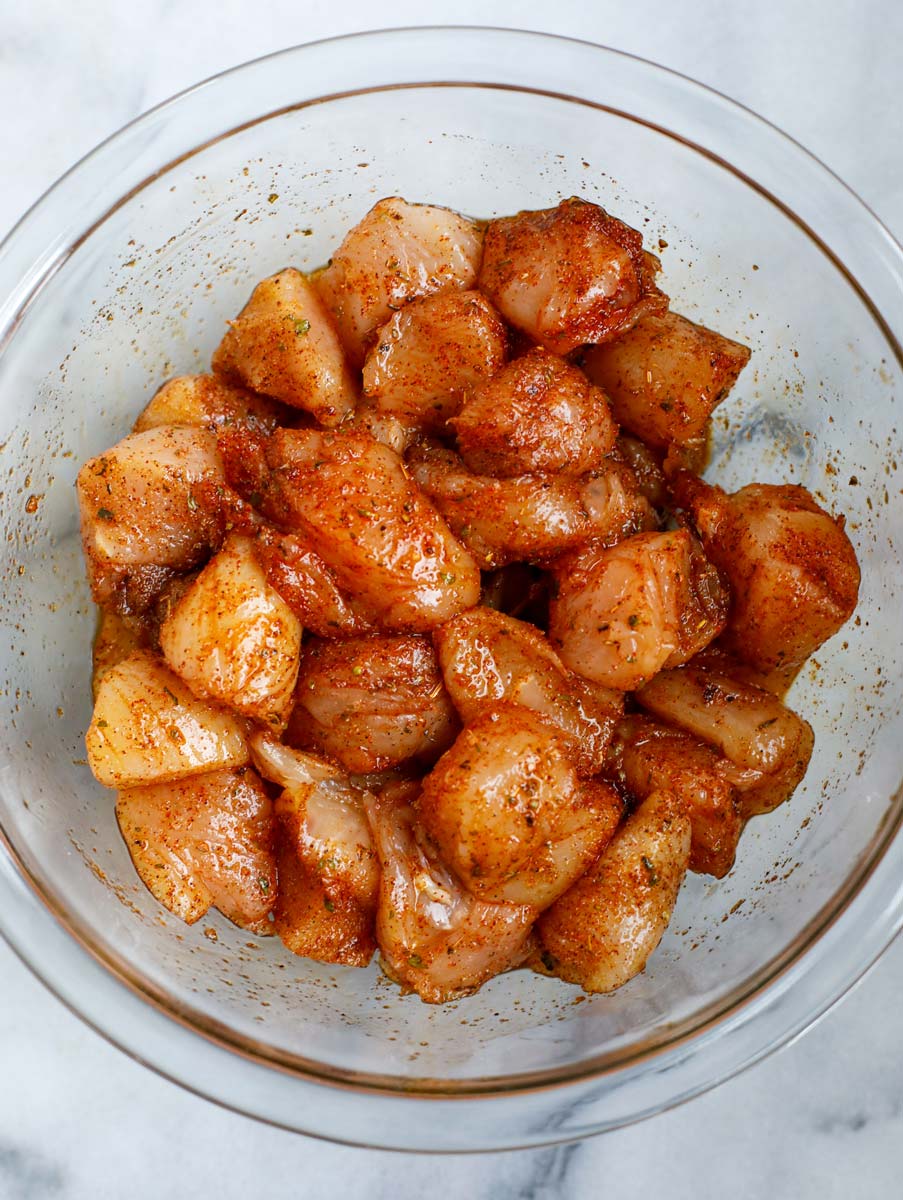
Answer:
1, 27, 901, 1152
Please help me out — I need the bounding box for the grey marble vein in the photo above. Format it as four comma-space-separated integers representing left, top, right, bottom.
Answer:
513, 1144, 583, 1199
0, 1142, 65, 1200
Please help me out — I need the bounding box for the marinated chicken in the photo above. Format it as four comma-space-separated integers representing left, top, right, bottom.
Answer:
434, 606, 622, 776
360, 289, 506, 444
213, 268, 358, 426
582, 310, 751, 454
250, 735, 379, 965
159, 532, 302, 730
535, 790, 690, 993
452, 347, 618, 478
133, 372, 285, 435
77, 425, 228, 616
365, 782, 535, 1003
314, 197, 483, 364
671, 473, 861, 678
636, 658, 815, 817
608, 714, 744, 878
548, 528, 728, 690
479, 198, 667, 353
288, 634, 458, 774
417, 704, 622, 908
79, 192, 860, 1005
409, 446, 654, 568
261, 428, 481, 629
116, 766, 276, 931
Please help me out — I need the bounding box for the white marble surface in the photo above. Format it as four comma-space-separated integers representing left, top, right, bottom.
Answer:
1, 0, 902, 1195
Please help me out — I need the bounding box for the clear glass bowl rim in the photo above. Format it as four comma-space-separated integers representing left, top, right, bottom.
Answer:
1, 25, 902, 1151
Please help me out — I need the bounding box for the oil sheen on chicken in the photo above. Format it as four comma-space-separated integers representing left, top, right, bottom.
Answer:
262, 428, 481, 629
365, 782, 536, 1003
536, 790, 690, 993
250, 735, 379, 966
288, 634, 458, 774
418, 704, 622, 908
314, 197, 484, 365
479, 198, 667, 353
434, 606, 622, 776
116, 765, 276, 931
549, 529, 727, 690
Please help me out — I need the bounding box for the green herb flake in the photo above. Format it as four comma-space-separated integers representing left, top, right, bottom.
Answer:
186, 493, 198, 512
95, 718, 108, 729
323, 897, 335, 913
408, 953, 424, 968
163, 686, 180, 705
351, 665, 364, 676
627, 614, 639, 628
96, 507, 115, 521
258, 876, 270, 892
440, 572, 456, 585
641, 855, 659, 886
292, 317, 311, 336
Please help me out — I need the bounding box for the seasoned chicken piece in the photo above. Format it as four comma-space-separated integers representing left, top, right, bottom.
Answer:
263, 428, 480, 630
451, 347, 618, 478
215, 421, 272, 506
478, 198, 667, 354
287, 634, 458, 774
250, 736, 379, 966
549, 529, 727, 690
636, 660, 814, 816
212, 268, 357, 426
76, 425, 227, 616
418, 705, 622, 907
251, 528, 367, 638
365, 785, 535, 1003
608, 714, 743, 877
314, 197, 483, 365
87, 651, 248, 788
159, 533, 302, 730
92, 609, 147, 699
408, 445, 654, 569
672, 473, 861, 674
615, 436, 668, 509
582, 311, 751, 451
116, 765, 275, 930
434, 607, 622, 776
133, 373, 284, 435
347, 407, 411, 455
536, 790, 690, 993
360, 290, 506, 443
